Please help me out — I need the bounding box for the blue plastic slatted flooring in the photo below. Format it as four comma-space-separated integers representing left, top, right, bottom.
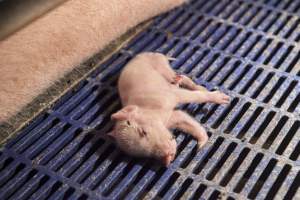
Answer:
1, 0, 300, 199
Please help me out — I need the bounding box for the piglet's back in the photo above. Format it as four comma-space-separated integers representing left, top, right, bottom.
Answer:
118, 53, 171, 101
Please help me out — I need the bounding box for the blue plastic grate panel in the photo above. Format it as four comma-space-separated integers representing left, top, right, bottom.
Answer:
1, 0, 300, 199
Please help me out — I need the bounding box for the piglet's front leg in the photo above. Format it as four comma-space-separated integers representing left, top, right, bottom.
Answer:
168, 110, 208, 148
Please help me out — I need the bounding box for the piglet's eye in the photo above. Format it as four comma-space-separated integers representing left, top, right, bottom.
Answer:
139, 129, 147, 137
142, 130, 147, 136
126, 121, 131, 126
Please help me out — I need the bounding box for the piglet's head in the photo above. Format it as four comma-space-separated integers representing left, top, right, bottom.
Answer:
109, 106, 177, 166
109, 105, 145, 150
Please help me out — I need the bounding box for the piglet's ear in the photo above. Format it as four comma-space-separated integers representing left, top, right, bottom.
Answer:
122, 105, 138, 113
107, 131, 114, 137
107, 131, 117, 139
111, 105, 138, 120
111, 110, 127, 120
106, 131, 117, 142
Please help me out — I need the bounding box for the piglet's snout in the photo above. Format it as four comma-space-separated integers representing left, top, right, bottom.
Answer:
163, 154, 173, 166
161, 140, 177, 166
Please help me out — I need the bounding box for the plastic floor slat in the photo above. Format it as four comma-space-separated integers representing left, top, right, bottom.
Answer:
1, 0, 300, 199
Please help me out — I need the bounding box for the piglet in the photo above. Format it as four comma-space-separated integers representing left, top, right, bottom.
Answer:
109, 52, 230, 166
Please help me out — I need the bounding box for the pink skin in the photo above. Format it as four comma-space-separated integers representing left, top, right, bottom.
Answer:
109, 52, 230, 166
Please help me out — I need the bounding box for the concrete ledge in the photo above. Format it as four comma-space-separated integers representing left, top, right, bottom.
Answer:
0, 20, 151, 146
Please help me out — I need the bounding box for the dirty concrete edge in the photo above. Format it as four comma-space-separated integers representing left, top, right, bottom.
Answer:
0, 20, 151, 147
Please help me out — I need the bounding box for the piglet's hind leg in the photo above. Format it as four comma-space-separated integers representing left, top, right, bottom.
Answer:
168, 110, 208, 148
177, 75, 208, 92
150, 54, 176, 83
174, 88, 230, 105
